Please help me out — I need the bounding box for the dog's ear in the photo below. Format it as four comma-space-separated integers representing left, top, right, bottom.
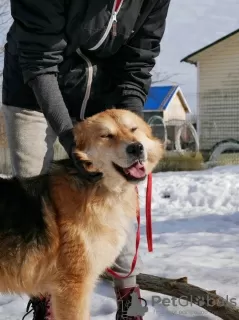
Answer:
73, 122, 87, 149
73, 121, 100, 173
73, 150, 99, 173
73, 123, 97, 173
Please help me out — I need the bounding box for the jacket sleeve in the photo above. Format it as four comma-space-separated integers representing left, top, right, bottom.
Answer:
10, 0, 75, 155
11, 0, 67, 83
110, 0, 171, 115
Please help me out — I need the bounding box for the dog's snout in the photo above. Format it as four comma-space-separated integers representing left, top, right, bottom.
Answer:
126, 142, 144, 157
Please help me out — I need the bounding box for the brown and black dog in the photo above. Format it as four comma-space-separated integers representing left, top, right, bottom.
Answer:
0, 109, 163, 319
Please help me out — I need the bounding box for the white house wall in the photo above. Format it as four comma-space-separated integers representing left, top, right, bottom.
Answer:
163, 94, 187, 123
195, 33, 239, 150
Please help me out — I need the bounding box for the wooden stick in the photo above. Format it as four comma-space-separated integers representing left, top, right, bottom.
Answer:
101, 273, 239, 320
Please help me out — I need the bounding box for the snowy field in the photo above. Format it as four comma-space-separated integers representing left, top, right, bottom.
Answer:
0, 165, 239, 319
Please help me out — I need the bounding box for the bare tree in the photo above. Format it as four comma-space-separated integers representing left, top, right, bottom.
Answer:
151, 70, 182, 86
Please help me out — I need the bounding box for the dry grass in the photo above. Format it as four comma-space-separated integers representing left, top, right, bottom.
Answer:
154, 151, 204, 172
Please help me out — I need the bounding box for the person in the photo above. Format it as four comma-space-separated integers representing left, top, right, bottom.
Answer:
2, 0, 171, 319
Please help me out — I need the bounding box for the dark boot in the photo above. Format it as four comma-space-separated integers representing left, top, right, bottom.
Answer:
115, 285, 148, 319
22, 296, 52, 320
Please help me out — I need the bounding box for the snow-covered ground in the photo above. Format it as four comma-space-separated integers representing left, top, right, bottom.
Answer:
1, 165, 239, 319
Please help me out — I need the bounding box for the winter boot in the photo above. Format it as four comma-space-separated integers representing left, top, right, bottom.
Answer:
115, 285, 148, 319
22, 295, 52, 320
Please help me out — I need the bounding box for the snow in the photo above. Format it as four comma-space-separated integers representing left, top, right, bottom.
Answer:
1, 165, 239, 319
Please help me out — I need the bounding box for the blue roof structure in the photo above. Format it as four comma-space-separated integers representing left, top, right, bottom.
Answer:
144, 86, 179, 111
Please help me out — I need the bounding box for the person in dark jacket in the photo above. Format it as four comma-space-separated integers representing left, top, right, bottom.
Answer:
2, 0, 171, 319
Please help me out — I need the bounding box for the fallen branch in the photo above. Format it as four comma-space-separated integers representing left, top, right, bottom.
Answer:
101, 273, 239, 320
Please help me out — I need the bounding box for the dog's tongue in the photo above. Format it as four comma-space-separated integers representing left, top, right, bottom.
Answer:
125, 162, 146, 178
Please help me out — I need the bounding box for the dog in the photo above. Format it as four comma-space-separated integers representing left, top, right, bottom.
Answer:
0, 109, 163, 319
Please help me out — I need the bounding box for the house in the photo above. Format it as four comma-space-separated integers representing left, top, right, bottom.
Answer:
143, 85, 191, 149
181, 28, 239, 151
144, 85, 191, 123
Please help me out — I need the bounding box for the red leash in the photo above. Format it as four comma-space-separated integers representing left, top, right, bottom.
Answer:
146, 173, 153, 252
106, 173, 153, 279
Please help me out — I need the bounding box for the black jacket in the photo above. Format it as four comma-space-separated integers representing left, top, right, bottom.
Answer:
2, 0, 170, 153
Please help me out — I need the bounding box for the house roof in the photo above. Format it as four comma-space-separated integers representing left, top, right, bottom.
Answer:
144, 85, 191, 113
181, 28, 239, 64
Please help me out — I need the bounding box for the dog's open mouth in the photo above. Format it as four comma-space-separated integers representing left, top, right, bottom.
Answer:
113, 161, 146, 182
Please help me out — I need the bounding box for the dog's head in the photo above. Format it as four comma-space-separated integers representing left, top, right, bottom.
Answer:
73, 109, 163, 188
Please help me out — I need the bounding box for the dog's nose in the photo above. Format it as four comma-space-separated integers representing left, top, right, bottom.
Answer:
126, 142, 144, 157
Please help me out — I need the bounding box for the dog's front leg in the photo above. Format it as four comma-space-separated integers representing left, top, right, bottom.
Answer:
51, 280, 93, 320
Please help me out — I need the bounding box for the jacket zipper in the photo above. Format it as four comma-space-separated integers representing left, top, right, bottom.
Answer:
111, 12, 118, 37
76, 0, 123, 119
76, 48, 93, 120
89, 0, 123, 51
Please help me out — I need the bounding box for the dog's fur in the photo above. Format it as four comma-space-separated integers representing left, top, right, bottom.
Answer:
0, 109, 163, 319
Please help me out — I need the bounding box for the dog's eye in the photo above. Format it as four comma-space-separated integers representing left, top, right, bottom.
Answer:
131, 127, 137, 132
101, 133, 114, 139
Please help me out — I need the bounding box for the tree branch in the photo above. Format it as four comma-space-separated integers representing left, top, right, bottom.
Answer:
101, 273, 239, 320
151, 71, 183, 85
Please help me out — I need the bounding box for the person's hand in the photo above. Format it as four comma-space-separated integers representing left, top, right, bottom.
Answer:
70, 148, 103, 183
